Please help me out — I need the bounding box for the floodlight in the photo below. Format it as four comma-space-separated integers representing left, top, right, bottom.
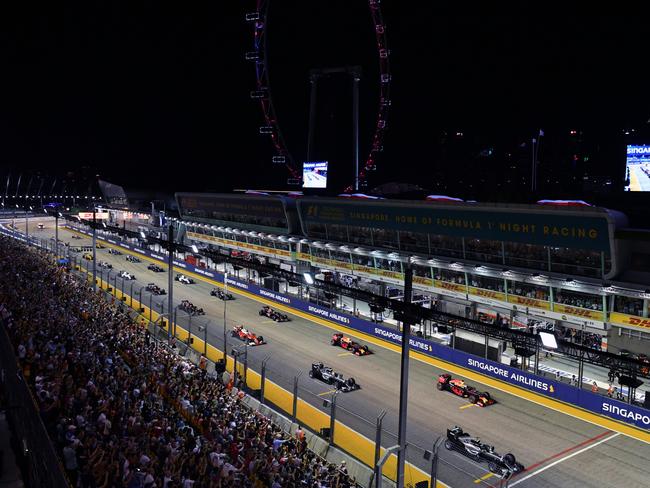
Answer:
303, 273, 314, 285
191, 244, 199, 253
539, 331, 558, 349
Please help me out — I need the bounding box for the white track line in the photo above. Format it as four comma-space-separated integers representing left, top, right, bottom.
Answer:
510, 432, 620, 486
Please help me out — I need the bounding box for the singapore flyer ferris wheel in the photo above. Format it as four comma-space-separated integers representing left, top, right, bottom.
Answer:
245, 0, 391, 191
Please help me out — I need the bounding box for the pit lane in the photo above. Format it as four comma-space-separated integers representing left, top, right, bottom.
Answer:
21, 220, 650, 488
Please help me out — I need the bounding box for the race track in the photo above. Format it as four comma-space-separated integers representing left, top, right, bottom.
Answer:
19, 219, 650, 488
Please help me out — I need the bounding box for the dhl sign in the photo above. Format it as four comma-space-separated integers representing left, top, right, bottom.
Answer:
507, 295, 551, 310
610, 312, 650, 331
554, 304, 603, 321
434, 280, 466, 293
469, 287, 506, 301
413, 276, 434, 287
376, 269, 404, 280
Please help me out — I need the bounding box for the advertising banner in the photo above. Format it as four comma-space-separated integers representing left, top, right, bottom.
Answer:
553, 303, 604, 321
609, 312, 650, 332
298, 199, 611, 251
507, 295, 551, 310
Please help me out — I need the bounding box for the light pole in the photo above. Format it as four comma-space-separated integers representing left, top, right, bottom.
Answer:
92, 209, 97, 291
223, 272, 229, 360
396, 264, 414, 488
166, 225, 174, 343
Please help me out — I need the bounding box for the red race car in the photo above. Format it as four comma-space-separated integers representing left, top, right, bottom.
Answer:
437, 373, 495, 407
331, 333, 371, 356
231, 325, 266, 346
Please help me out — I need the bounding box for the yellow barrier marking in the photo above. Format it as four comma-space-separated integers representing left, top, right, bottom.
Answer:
317, 389, 338, 397
474, 472, 494, 483
459, 403, 478, 410
337, 352, 353, 357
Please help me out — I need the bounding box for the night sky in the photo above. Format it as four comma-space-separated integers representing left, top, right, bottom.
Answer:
2, 2, 648, 199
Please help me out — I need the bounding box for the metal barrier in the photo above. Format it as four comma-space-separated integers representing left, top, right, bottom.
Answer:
0, 320, 70, 488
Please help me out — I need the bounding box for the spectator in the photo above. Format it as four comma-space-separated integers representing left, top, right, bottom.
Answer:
0, 237, 359, 488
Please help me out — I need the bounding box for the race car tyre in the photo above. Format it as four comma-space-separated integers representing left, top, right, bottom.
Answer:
308, 370, 314, 378
468, 394, 478, 404
488, 462, 500, 475
257, 336, 264, 343
436, 382, 444, 391
444, 440, 453, 451
503, 453, 516, 466
331, 340, 337, 346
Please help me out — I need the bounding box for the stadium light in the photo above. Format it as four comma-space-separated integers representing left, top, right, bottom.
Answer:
539, 331, 558, 349
191, 244, 199, 253
102, 222, 107, 228
140, 231, 146, 239
303, 272, 314, 285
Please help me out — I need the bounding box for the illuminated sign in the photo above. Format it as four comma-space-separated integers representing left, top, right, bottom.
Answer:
78, 212, 109, 220
624, 145, 650, 192
303, 161, 328, 189
299, 200, 611, 251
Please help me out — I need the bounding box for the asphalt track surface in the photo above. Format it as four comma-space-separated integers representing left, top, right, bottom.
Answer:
20, 220, 650, 488
628, 164, 650, 192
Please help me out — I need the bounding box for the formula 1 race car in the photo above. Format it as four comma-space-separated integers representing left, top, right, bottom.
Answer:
83, 253, 93, 261
71, 235, 83, 240
231, 325, 266, 346
444, 426, 524, 479
96, 243, 106, 249
259, 305, 290, 322
330, 333, 371, 356
146, 283, 166, 295
309, 363, 360, 392
175, 274, 195, 285
108, 248, 122, 255
148, 264, 164, 272
37, 223, 45, 229
125, 255, 141, 263
211, 288, 234, 300
437, 374, 495, 407
118, 271, 136, 280
98, 261, 112, 269
179, 300, 205, 316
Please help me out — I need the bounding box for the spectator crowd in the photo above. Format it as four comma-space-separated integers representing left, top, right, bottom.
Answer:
0, 237, 357, 488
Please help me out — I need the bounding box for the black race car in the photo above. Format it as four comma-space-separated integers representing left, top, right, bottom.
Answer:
146, 283, 166, 295
211, 288, 234, 300
444, 426, 524, 479
148, 263, 165, 272
437, 374, 495, 407
179, 300, 205, 316
308, 363, 359, 392
108, 248, 122, 255
126, 255, 141, 263
259, 305, 290, 322
98, 261, 112, 269
331, 333, 371, 356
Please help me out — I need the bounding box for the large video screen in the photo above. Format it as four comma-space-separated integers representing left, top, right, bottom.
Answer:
625, 145, 650, 192
303, 161, 328, 188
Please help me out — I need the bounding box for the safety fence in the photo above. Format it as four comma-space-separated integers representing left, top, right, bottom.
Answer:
0, 318, 71, 488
